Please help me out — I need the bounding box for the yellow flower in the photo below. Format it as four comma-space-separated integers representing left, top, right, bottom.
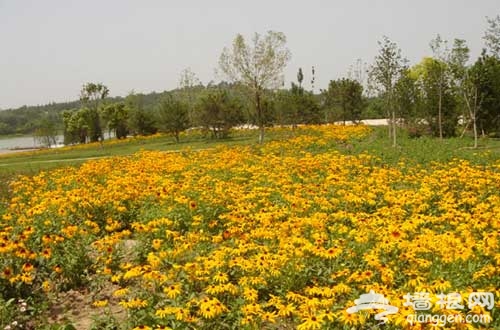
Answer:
212, 272, 229, 283
261, 311, 277, 323
19, 272, 33, 284
119, 298, 148, 309
92, 300, 109, 308
152, 238, 163, 250
21, 263, 34, 273
42, 280, 52, 292
242, 287, 258, 302
198, 297, 227, 319
113, 288, 129, 297
277, 303, 296, 317
132, 326, 152, 330
297, 315, 323, 330
163, 283, 181, 299
337, 309, 364, 327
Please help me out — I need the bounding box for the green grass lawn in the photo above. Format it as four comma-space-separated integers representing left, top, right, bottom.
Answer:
343, 126, 500, 166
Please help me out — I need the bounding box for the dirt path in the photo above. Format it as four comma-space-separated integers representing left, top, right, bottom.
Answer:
0, 156, 109, 167
0, 148, 215, 168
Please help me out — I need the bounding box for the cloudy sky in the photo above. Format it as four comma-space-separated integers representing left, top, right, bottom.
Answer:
0, 0, 498, 109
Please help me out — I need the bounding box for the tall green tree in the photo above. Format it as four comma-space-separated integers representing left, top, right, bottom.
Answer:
125, 93, 157, 136
218, 31, 291, 143
470, 51, 500, 138
156, 94, 189, 143
101, 102, 129, 139
195, 89, 245, 138
323, 78, 364, 125
62, 108, 90, 144
79, 83, 109, 142
411, 57, 458, 137
368, 36, 407, 146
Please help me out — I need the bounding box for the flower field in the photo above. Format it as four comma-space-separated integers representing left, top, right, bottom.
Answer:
1, 125, 500, 329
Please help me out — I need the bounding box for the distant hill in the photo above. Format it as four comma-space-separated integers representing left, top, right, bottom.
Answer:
0, 91, 164, 135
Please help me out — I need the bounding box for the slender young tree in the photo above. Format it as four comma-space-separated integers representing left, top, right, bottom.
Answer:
179, 67, 201, 125
368, 36, 407, 147
156, 94, 189, 143
311, 66, 316, 93
348, 58, 368, 93
297, 68, 304, 89
219, 31, 291, 143
411, 57, 457, 137
449, 39, 480, 148
429, 34, 450, 139
484, 15, 500, 58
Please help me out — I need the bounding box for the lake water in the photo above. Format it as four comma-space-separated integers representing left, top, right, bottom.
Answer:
0, 135, 56, 151
0, 132, 115, 154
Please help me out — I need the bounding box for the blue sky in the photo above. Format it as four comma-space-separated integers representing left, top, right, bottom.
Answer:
0, 0, 498, 109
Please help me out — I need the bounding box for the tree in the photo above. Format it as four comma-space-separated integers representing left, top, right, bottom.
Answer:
347, 58, 368, 93
0, 122, 10, 135
429, 34, 451, 139
368, 36, 407, 147
394, 68, 424, 135
484, 15, 500, 58
470, 52, 500, 137
311, 66, 316, 93
291, 83, 321, 126
218, 31, 291, 143
62, 108, 90, 144
448, 39, 481, 147
156, 94, 189, 142
125, 93, 157, 136
34, 114, 59, 148
79, 83, 109, 142
411, 57, 458, 137
323, 78, 364, 124
101, 102, 129, 139
195, 89, 245, 138
297, 68, 304, 88
179, 68, 202, 124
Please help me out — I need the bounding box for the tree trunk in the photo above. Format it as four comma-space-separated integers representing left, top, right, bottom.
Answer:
473, 88, 478, 149
392, 109, 397, 147
459, 120, 470, 138
256, 89, 264, 144
387, 94, 392, 139
472, 114, 478, 148
438, 85, 443, 139
259, 126, 265, 144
